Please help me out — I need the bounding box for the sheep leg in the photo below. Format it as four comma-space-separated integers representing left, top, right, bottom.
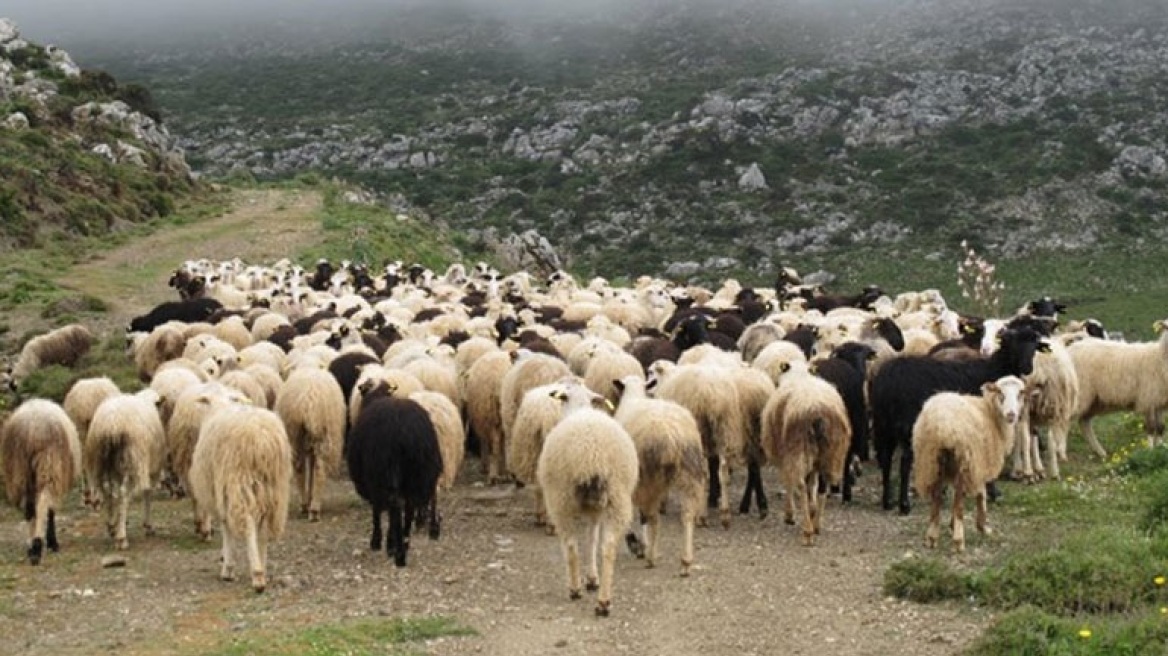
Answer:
783, 485, 796, 525
245, 514, 266, 593
680, 504, 696, 577
705, 456, 720, 509
389, 499, 407, 567
877, 446, 896, 511
897, 447, 914, 515
595, 525, 619, 617
143, 487, 155, 536
951, 485, 966, 553
717, 455, 731, 529
794, 477, 814, 547
738, 460, 768, 519
1079, 418, 1108, 459
1146, 411, 1165, 448
842, 455, 856, 504
585, 519, 601, 592
924, 484, 942, 549
46, 508, 58, 553
536, 487, 555, 535
558, 516, 583, 600
220, 524, 237, 581
644, 509, 661, 568
1010, 419, 1034, 482
192, 496, 210, 540
624, 510, 646, 559
115, 482, 130, 550
428, 493, 442, 540
28, 491, 52, 565
307, 451, 321, 522
812, 473, 826, 536
1045, 425, 1062, 481
294, 458, 309, 517
975, 490, 991, 537
369, 506, 383, 551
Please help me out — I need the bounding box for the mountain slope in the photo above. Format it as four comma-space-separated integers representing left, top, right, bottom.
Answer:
0, 18, 196, 250
77, 0, 1168, 280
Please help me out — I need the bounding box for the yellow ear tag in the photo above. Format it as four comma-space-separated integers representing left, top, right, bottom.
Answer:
604, 399, 615, 411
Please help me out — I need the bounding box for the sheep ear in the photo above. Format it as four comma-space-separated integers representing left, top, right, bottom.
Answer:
981, 382, 999, 396
808, 363, 818, 374
612, 379, 625, 394
779, 362, 790, 373
645, 376, 658, 392
1037, 340, 1052, 353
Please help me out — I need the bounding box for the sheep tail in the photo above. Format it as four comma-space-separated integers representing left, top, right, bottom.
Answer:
938, 448, 959, 481
575, 475, 607, 512
811, 417, 827, 444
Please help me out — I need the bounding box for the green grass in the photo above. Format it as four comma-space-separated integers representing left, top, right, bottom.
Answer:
884, 415, 1168, 654
213, 616, 475, 656
298, 187, 465, 269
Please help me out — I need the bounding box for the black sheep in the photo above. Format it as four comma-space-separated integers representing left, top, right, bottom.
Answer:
870, 326, 1047, 514
625, 335, 680, 373
328, 351, 380, 408
129, 298, 223, 333
814, 342, 876, 503
347, 381, 444, 567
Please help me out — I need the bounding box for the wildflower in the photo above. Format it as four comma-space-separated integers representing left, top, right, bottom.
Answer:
1156, 576, 1166, 586
1078, 629, 1092, 639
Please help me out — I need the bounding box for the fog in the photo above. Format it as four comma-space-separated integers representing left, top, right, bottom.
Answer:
4, 0, 887, 46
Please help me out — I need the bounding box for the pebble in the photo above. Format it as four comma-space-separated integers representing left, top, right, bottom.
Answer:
554, 639, 569, 648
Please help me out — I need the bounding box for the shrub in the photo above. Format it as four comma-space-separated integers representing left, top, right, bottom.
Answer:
882, 557, 972, 603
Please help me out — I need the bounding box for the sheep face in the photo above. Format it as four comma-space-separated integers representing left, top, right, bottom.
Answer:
983, 376, 1027, 426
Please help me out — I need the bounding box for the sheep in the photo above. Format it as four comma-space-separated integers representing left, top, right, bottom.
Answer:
761, 361, 851, 546
274, 367, 347, 521
244, 363, 284, 409
650, 360, 745, 529
583, 348, 644, 407
132, 323, 187, 382
148, 367, 202, 428
1007, 335, 1079, 482
347, 379, 444, 566
219, 369, 269, 408
508, 379, 576, 529
537, 382, 639, 617
85, 389, 167, 550
346, 364, 424, 430
731, 366, 777, 519
409, 390, 465, 492
751, 340, 809, 385
190, 404, 292, 592
5, 324, 95, 391
211, 315, 253, 351
168, 382, 252, 537
464, 350, 512, 482
63, 376, 121, 443
612, 376, 705, 576
737, 321, 786, 364
402, 356, 460, 407
1, 399, 82, 564
499, 349, 573, 450
1068, 319, 1168, 454
870, 326, 1047, 514
238, 341, 286, 373
129, 297, 223, 333
812, 342, 876, 502
912, 376, 1029, 552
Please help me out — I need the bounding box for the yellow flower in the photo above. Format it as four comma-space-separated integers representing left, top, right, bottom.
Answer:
1156, 576, 1166, 586
1161, 607, 1167, 615
1078, 629, 1092, 639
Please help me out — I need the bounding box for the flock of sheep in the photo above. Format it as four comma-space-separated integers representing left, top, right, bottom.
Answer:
1, 256, 1165, 617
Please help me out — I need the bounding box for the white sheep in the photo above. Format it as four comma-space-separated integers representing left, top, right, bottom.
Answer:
274, 367, 347, 521
537, 382, 639, 617
651, 360, 745, 529
4, 324, 95, 390
761, 361, 851, 546
613, 375, 706, 576
499, 350, 573, 448
1068, 319, 1168, 453
508, 379, 577, 529
912, 376, 1028, 552
85, 389, 167, 550
190, 404, 293, 592
1, 399, 82, 564
464, 350, 512, 482
168, 382, 252, 537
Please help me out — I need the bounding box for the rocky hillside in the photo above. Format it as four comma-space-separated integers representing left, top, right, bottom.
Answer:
78, 0, 1168, 280
0, 19, 195, 251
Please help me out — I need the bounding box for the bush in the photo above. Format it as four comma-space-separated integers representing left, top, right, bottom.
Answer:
967, 606, 1168, 656
1138, 470, 1168, 537
882, 557, 972, 603
973, 528, 1168, 615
